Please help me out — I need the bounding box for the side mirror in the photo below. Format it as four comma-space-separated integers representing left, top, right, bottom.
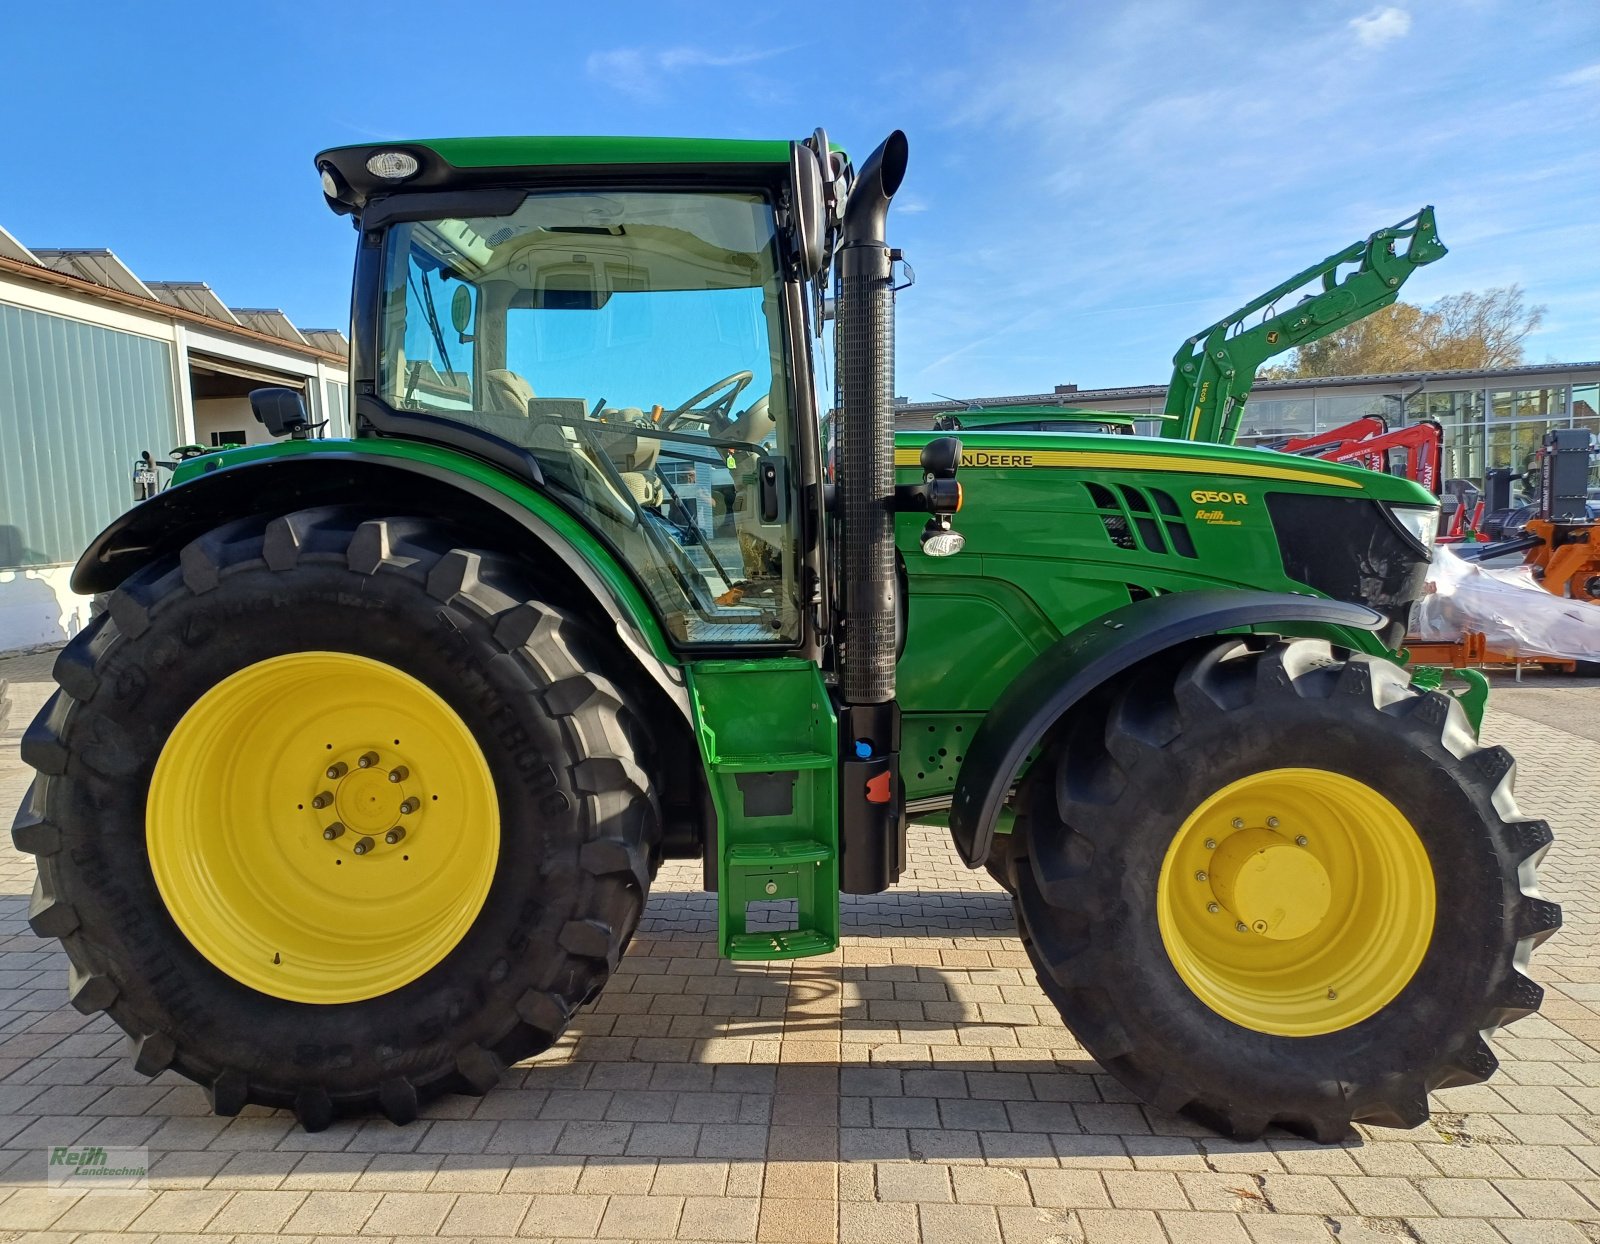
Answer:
451, 285, 473, 338
250, 387, 310, 438
789, 140, 827, 277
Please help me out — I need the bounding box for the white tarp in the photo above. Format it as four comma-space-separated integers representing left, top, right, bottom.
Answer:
1413, 544, 1600, 661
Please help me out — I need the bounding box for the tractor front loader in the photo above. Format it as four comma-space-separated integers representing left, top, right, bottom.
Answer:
15, 131, 1556, 1141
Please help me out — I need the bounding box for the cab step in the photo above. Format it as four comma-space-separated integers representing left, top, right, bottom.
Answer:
686, 660, 840, 961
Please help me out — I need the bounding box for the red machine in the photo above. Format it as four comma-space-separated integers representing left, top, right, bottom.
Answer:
1278, 416, 1443, 494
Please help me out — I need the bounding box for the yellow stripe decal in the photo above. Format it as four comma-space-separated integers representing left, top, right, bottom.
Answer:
894, 447, 1361, 489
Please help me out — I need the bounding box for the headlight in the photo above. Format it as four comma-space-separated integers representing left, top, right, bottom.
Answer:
1386, 503, 1438, 557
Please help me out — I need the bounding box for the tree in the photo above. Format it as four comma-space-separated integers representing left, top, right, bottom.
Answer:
1263, 285, 1545, 379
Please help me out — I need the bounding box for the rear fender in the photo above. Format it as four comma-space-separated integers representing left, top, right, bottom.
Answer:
947, 590, 1387, 866
73, 449, 688, 715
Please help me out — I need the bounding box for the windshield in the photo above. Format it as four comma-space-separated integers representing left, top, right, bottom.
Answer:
376, 189, 800, 646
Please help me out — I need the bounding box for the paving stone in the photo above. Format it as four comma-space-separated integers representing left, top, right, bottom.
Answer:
3, 666, 1600, 1244
438, 1190, 530, 1235
204, 1189, 310, 1234
515, 1191, 606, 1237
359, 1190, 457, 1235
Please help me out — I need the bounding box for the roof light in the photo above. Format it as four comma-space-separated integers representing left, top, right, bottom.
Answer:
366, 151, 420, 181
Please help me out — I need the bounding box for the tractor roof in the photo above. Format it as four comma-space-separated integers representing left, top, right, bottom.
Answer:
315, 136, 796, 213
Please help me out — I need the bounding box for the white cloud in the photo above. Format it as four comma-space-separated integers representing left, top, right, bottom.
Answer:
1557, 61, 1600, 88
584, 45, 789, 99
1349, 7, 1413, 48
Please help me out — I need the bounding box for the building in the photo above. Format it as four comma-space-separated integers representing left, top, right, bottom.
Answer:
0, 224, 349, 652
897, 361, 1600, 488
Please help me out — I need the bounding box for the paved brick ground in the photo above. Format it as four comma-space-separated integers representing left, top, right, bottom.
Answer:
1, 649, 1597, 1243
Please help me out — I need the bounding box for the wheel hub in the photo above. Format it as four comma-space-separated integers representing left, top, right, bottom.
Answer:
1207, 826, 1330, 940
147, 651, 499, 1004
328, 756, 413, 840
1156, 767, 1435, 1037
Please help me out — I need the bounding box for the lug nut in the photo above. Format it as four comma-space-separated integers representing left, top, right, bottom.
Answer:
385, 827, 406, 845
1194, 870, 1208, 882
1327, 988, 1338, 1000
1207, 902, 1220, 914
326, 761, 348, 780
312, 791, 333, 810
1296, 835, 1309, 847
1266, 816, 1280, 828
1231, 818, 1244, 829
399, 798, 419, 815
1236, 921, 1249, 933
1204, 838, 1217, 850
358, 751, 379, 769
323, 822, 345, 840
353, 836, 375, 855
388, 766, 409, 784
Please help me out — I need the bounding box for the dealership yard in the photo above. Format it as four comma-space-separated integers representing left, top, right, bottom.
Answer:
1, 648, 1598, 1244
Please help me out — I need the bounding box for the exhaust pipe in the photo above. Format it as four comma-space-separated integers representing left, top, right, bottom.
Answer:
835, 130, 908, 706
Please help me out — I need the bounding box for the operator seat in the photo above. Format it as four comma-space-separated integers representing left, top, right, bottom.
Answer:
715, 395, 781, 582
482, 369, 664, 507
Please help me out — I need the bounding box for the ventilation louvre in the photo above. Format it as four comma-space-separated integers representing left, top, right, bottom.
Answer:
1085, 483, 1199, 560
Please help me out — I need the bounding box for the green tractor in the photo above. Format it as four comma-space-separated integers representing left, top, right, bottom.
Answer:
16, 131, 1556, 1141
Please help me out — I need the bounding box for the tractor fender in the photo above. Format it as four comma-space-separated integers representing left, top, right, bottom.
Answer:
72, 450, 691, 719
947, 590, 1387, 867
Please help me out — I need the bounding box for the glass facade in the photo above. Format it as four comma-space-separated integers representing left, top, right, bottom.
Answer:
1237, 382, 1598, 499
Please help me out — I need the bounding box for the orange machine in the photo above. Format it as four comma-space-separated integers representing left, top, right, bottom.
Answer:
1459, 429, 1597, 602
1520, 518, 1599, 602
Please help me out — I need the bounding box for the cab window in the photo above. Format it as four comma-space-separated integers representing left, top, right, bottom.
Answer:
378, 190, 798, 645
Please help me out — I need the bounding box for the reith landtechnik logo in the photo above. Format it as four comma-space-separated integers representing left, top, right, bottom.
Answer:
45, 1145, 149, 1194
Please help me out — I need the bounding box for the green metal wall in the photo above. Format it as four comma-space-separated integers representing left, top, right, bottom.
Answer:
0, 303, 179, 568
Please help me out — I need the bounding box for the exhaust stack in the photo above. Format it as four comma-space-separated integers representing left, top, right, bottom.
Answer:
835, 130, 908, 706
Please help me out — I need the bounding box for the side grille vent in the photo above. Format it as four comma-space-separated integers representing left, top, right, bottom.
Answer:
1085, 483, 1199, 559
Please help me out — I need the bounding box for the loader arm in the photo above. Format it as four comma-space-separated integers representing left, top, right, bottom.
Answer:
1163, 207, 1447, 445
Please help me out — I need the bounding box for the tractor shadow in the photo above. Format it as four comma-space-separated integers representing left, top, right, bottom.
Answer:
0, 870, 1348, 1178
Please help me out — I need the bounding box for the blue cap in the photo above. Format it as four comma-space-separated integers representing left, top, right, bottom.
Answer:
853, 740, 873, 760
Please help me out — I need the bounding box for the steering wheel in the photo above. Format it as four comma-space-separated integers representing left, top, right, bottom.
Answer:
666, 370, 753, 430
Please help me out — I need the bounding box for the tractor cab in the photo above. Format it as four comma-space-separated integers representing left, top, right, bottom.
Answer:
315, 142, 839, 648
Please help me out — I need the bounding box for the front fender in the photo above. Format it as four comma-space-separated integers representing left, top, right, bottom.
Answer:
947, 590, 1387, 867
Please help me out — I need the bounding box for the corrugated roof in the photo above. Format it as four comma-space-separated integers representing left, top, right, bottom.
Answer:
228, 308, 309, 346
146, 281, 241, 325
0, 225, 37, 265
31, 248, 155, 299
300, 328, 350, 356
1, 221, 343, 364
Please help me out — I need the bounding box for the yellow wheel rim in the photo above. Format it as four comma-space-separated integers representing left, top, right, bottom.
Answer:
1156, 767, 1434, 1037
148, 652, 499, 1004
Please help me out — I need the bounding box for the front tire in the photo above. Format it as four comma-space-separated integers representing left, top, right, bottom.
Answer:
1012, 638, 1558, 1141
14, 509, 659, 1129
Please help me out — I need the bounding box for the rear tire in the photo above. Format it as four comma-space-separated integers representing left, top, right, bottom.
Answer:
14, 508, 659, 1128
1012, 637, 1558, 1141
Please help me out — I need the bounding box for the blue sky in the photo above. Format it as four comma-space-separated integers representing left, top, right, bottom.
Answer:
1, 0, 1595, 400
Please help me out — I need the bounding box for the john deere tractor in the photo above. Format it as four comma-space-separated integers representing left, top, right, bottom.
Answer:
16, 131, 1557, 1140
